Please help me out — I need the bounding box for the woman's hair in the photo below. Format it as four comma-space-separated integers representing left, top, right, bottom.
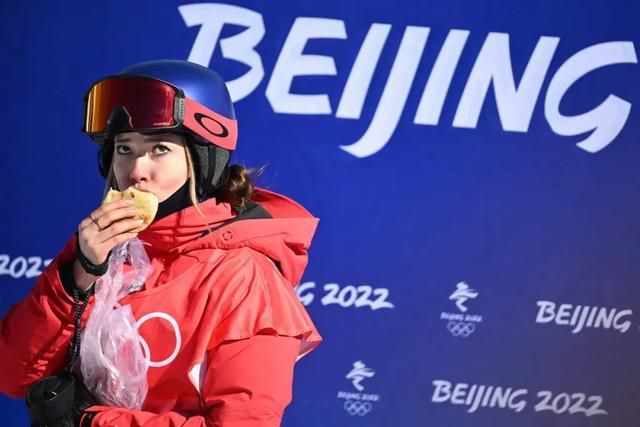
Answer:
213, 164, 257, 212
183, 145, 257, 213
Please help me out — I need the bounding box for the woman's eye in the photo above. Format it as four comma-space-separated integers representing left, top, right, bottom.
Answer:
115, 145, 131, 155
154, 145, 170, 154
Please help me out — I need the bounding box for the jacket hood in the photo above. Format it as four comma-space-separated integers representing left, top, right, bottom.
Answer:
137, 187, 319, 287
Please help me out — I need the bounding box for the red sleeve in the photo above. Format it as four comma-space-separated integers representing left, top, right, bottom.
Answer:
86, 334, 301, 427
0, 237, 84, 397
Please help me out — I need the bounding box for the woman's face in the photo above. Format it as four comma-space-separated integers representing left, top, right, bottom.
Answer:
112, 132, 189, 203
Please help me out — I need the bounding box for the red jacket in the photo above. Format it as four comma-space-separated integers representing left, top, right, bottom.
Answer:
0, 188, 322, 426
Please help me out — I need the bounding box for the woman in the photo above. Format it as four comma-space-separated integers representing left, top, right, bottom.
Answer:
0, 59, 322, 426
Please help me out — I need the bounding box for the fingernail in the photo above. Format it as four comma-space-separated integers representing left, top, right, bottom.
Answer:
125, 200, 135, 206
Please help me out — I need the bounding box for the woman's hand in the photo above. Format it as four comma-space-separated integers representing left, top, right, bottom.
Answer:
73, 200, 144, 290
78, 199, 144, 264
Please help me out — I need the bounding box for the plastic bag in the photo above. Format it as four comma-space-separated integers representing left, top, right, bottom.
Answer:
80, 237, 152, 409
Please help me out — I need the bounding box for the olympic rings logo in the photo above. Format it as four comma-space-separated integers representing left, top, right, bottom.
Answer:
447, 321, 476, 337
343, 400, 373, 416
136, 312, 182, 368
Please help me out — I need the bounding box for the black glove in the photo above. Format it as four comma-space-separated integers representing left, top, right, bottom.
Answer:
26, 372, 97, 427
72, 373, 98, 426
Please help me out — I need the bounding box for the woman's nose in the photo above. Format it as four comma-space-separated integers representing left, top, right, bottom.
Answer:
128, 154, 151, 184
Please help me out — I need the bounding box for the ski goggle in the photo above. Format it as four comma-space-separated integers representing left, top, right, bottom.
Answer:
82, 75, 237, 150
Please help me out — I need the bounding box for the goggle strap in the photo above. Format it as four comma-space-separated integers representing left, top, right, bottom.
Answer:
183, 97, 237, 150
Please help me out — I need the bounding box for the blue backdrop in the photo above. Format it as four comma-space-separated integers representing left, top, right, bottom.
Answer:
1, 1, 639, 426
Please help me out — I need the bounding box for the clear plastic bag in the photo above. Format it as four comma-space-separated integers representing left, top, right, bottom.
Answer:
80, 238, 151, 409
